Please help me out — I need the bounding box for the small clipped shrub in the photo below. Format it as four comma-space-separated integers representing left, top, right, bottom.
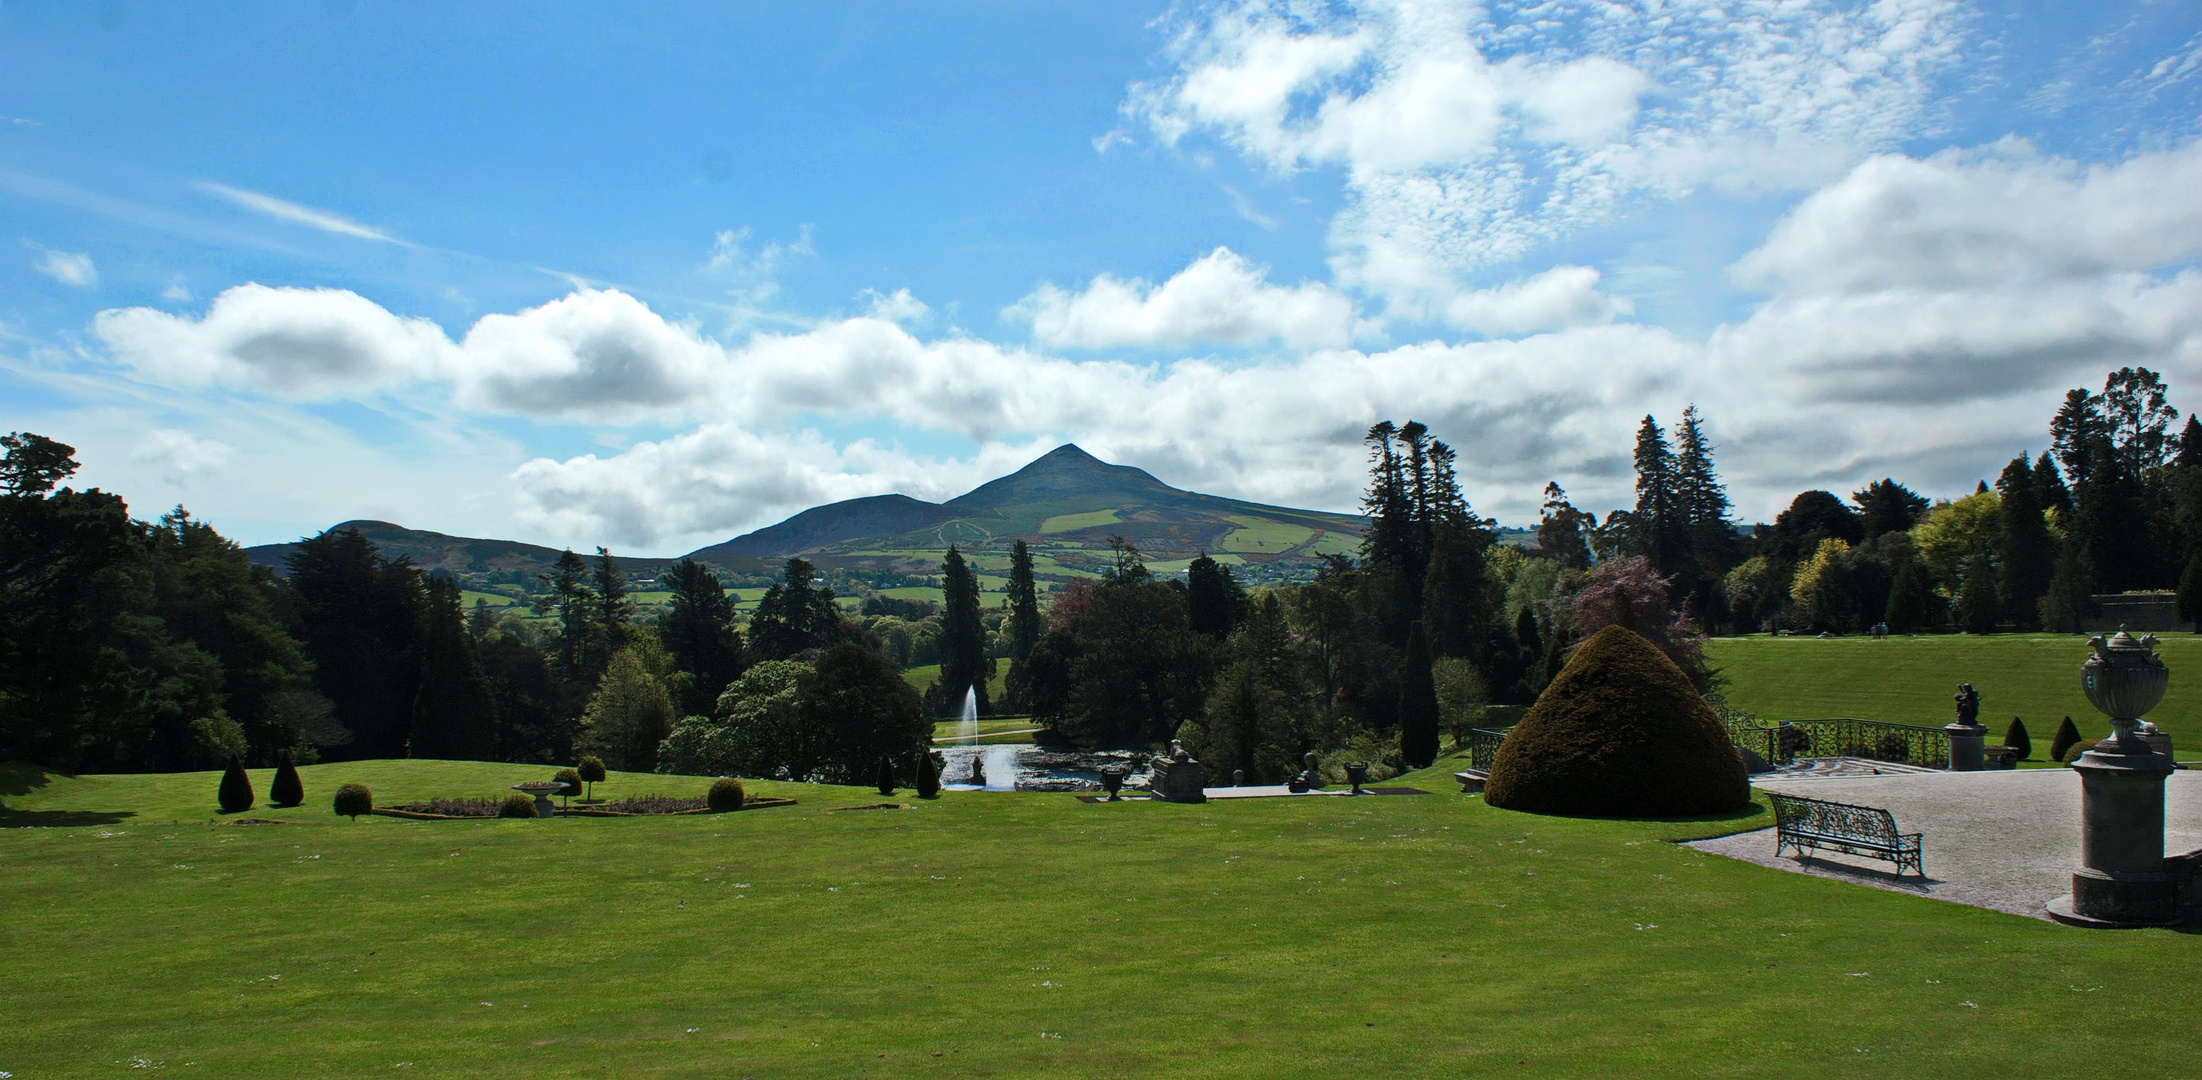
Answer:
2066, 738, 2100, 762
333, 782, 372, 821
497, 792, 540, 818
1775, 725, 1812, 759
552, 767, 583, 802
876, 756, 897, 796
2004, 717, 2032, 760
576, 755, 607, 800
1483, 625, 1748, 818
269, 750, 305, 807
916, 750, 941, 799
2050, 716, 2085, 762
217, 758, 255, 813
707, 777, 746, 812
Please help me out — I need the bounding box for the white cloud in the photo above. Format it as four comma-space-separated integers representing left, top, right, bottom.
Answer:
1128, 0, 1969, 309
453, 288, 725, 421
705, 225, 815, 309
195, 181, 407, 244
131, 429, 235, 486
1442, 266, 1633, 336
94, 283, 453, 395
1007, 247, 1363, 350
29, 245, 96, 286
861, 287, 930, 326
1732, 140, 2202, 296
161, 278, 192, 302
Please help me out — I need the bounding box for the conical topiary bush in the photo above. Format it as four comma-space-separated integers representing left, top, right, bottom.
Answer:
2003, 717, 2032, 760
217, 758, 255, 813
916, 750, 941, 799
2049, 716, 2084, 762
1483, 625, 1748, 818
876, 755, 897, 797
269, 749, 305, 807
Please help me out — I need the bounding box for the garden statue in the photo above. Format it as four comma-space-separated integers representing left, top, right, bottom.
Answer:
1953, 683, 1982, 727
1291, 751, 1323, 793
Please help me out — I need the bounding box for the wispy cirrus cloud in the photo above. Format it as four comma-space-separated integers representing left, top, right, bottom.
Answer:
194, 181, 410, 245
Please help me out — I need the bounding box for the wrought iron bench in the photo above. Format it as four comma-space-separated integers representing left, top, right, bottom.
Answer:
1767, 792, 1923, 878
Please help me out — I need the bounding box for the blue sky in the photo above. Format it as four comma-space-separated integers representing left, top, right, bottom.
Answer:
4, 0, 2199, 554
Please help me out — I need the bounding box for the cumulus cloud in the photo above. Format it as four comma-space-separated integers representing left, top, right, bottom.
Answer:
29, 245, 96, 286
1441, 266, 1633, 336
1732, 140, 2202, 295
1007, 247, 1363, 350
131, 429, 235, 486
95, 283, 453, 395
1127, 0, 1967, 307
453, 288, 726, 421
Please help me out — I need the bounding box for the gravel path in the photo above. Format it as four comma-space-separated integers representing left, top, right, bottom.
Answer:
1687, 767, 2202, 921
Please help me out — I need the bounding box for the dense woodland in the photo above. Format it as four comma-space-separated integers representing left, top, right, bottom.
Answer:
4, 366, 2197, 782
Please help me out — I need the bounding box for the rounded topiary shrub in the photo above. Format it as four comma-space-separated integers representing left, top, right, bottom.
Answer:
707, 777, 745, 812
270, 750, 305, 807
1483, 625, 1749, 818
552, 767, 583, 800
497, 793, 540, 819
576, 755, 607, 800
217, 758, 255, 813
333, 782, 372, 821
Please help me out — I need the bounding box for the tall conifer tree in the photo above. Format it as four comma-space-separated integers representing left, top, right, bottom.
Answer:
411, 575, 498, 760
936, 546, 991, 716
1994, 454, 2055, 629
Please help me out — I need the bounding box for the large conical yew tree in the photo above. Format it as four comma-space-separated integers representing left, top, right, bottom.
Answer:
1483, 625, 1747, 818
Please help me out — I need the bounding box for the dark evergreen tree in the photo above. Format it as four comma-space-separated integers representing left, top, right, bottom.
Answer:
1852, 479, 1929, 542
480, 632, 569, 763
592, 547, 633, 650
269, 749, 305, 807
933, 546, 992, 716
1956, 547, 2000, 634
1630, 415, 1685, 576
877, 755, 897, 796
536, 548, 598, 681
1995, 454, 2056, 629
217, 758, 254, 813
410, 575, 498, 761
2003, 717, 2032, 760
1885, 556, 1930, 634
2051, 387, 2109, 489
287, 526, 425, 760
746, 558, 843, 662
2100, 366, 2179, 477
1003, 539, 1041, 710
916, 748, 941, 799
2070, 435, 2156, 593
1671, 405, 1738, 615
2039, 538, 2098, 633
145, 508, 315, 766
1398, 623, 1440, 769
1770, 491, 1864, 562
2032, 452, 2073, 517
1186, 553, 1240, 639
2180, 555, 2202, 633
799, 643, 931, 785
660, 558, 743, 714
1534, 482, 1593, 569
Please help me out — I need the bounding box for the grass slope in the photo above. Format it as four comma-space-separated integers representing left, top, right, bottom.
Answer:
5, 755, 2201, 1077
1709, 634, 2202, 755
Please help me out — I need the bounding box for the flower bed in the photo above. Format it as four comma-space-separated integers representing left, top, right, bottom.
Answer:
374, 794, 797, 820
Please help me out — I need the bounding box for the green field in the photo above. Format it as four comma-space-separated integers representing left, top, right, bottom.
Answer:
901, 662, 1010, 709
930, 717, 1039, 744
5, 752, 2200, 1077
1216, 515, 1315, 554
1708, 633, 2202, 753
1038, 509, 1121, 534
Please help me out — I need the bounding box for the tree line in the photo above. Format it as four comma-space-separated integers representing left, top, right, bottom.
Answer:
3, 366, 2190, 780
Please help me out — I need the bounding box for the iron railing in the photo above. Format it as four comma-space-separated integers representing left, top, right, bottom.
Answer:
1468, 726, 1514, 771
1761, 718, 1950, 768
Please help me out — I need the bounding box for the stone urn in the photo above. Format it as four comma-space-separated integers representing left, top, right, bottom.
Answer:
2052, 627, 2180, 927
1098, 767, 1127, 802
1343, 762, 1370, 795
511, 781, 567, 819
2081, 627, 2170, 753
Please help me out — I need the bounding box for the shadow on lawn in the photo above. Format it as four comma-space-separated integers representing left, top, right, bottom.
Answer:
1, 759, 61, 800
0, 808, 135, 828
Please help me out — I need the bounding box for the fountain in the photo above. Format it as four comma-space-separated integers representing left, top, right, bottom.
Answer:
957, 686, 978, 742
941, 686, 1021, 791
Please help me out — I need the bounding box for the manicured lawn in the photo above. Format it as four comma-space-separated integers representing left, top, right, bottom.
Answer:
931, 718, 1039, 744
4, 753, 2201, 1077
1708, 633, 2202, 754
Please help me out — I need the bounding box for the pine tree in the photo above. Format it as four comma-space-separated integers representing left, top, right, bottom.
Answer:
593, 547, 633, 649
660, 558, 743, 713
1885, 557, 1930, 633
1003, 540, 1041, 709
935, 546, 991, 716
410, 575, 498, 761
1186, 553, 1238, 639
1671, 405, 1736, 603
536, 548, 598, 680
1994, 455, 2056, 629
1535, 482, 1593, 569
1398, 623, 1440, 769
574, 650, 674, 773
1632, 415, 1679, 574
2032, 452, 2072, 517
1852, 478, 1930, 542
2039, 538, 2097, 633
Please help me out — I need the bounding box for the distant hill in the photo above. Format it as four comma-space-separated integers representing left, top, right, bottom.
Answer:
248, 445, 1369, 592
690, 444, 1367, 585
244, 520, 693, 580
